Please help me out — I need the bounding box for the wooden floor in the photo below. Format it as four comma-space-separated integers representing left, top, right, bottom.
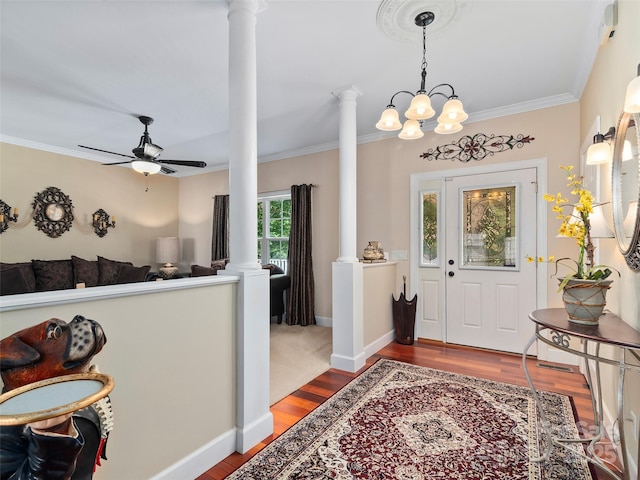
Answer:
198, 340, 623, 480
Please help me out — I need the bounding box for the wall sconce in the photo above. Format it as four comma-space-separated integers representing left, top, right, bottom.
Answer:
0, 199, 19, 234
624, 63, 640, 113
92, 209, 116, 237
586, 126, 615, 165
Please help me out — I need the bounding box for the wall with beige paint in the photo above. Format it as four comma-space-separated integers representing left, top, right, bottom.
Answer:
0, 143, 179, 268
180, 103, 581, 320
579, 0, 639, 472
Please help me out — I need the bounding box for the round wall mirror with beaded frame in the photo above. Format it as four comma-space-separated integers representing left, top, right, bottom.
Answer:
611, 111, 640, 271
32, 186, 74, 238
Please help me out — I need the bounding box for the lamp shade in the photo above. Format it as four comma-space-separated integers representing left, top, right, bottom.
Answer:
589, 205, 614, 238
376, 107, 402, 131
398, 119, 424, 140
156, 237, 180, 264
586, 142, 611, 165
624, 74, 640, 113
143, 142, 163, 159
132, 160, 162, 175
437, 98, 468, 123
404, 94, 435, 120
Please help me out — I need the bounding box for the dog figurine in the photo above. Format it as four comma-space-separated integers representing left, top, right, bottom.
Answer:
0, 315, 111, 480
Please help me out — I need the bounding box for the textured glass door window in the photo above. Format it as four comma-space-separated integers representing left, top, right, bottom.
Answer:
462, 185, 517, 268
421, 191, 438, 265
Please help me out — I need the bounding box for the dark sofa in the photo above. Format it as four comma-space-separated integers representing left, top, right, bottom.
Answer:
191, 260, 291, 323
0, 256, 151, 296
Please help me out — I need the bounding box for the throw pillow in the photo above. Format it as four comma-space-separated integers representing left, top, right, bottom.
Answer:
71, 255, 99, 287
116, 264, 151, 284
0, 262, 36, 292
0, 267, 30, 295
261, 263, 276, 274
98, 256, 133, 286
191, 264, 217, 277
210, 259, 227, 273
32, 259, 74, 292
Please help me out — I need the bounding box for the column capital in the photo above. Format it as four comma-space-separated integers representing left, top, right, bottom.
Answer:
332, 85, 363, 100
226, 0, 267, 15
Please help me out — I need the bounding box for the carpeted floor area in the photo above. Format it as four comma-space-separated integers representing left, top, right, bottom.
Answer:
233, 359, 593, 480
270, 322, 332, 405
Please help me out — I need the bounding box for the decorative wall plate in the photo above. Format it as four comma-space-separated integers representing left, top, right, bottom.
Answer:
32, 187, 74, 238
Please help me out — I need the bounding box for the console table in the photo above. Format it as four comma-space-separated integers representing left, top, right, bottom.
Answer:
522, 308, 640, 480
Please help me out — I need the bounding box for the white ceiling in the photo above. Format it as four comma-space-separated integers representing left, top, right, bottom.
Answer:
0, 0, 609, 177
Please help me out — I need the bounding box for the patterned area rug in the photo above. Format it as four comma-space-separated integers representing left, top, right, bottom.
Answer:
228, 359, 593, 480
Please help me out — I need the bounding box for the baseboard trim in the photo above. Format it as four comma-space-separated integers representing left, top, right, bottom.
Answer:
331, 351, 366, 373
365, 329, 394, 358
236, 411, 274, 454
149, 428, 236, 480
315, 316, 332, 327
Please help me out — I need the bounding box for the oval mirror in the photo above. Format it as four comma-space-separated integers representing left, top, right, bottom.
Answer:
611, 111, 640, 271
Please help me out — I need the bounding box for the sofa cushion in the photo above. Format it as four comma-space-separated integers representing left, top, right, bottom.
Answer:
191, 264, 217, 277
0, 267, 30, 295
71, 255, 99, 287
116, 264, 151, 284
98, 256, 133, 286
0, 262, 36, 292
32, 259, 74, 292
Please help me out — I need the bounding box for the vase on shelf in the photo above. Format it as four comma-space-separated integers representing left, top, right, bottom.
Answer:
561, 278, 612, 325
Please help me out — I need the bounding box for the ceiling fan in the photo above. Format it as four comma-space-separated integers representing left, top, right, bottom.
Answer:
78, 116, 207, 175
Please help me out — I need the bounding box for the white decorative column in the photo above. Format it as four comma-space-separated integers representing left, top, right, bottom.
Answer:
224, 0, 272, 454
334, 86, 361, 263
331, 85, 366, 373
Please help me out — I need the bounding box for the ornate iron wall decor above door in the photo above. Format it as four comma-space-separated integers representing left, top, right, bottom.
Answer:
32, 187, 74, 238
420, 133, 535, 163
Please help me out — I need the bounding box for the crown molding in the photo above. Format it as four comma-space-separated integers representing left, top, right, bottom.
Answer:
2, 93, 579, 170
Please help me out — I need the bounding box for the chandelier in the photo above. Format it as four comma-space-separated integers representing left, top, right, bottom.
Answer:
376, 11, 468, 140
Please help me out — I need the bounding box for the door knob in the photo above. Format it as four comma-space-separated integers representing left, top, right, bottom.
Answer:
448, 271, 455, 277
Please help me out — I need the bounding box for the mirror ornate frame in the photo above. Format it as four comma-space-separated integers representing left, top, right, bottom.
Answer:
611, 111, 640, 271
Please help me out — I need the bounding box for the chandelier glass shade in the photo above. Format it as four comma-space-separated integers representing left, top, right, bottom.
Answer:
376, 11, 467, 140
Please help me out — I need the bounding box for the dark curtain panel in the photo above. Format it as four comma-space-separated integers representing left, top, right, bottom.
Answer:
211, 194, 229, 261
287, 184, 315, 326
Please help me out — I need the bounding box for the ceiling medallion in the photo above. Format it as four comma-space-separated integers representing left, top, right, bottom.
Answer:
376, 0, 475, 43
419, 133, 535, 163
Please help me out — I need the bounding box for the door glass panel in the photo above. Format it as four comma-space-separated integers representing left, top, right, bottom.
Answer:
421, 191, 439, 266
462, 185, 517, 268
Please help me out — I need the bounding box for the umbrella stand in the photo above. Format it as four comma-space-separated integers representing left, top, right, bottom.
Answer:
392, 275, 417, 345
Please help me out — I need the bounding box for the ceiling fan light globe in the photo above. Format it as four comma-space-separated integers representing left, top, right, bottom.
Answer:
405, 94, 435, 120
132, 160, 162, 175
438, 98, 468, 123
398, 119, 424, 140
376, 107, 402, 131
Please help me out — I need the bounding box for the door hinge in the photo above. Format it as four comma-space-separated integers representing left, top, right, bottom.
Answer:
531, 181, 538, 193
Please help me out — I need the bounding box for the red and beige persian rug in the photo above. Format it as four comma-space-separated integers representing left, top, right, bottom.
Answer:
228, 359, 594, 479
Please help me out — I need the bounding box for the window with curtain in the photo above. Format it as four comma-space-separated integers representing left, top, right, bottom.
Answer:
257, 192, 291, 272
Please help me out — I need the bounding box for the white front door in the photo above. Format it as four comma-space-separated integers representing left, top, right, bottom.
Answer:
444, 168, 537, 353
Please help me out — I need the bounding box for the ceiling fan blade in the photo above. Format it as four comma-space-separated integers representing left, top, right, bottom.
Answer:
161, 165, 177, 175
103, 161, 133, 166
78, 145, 135, 159
158, 159, 207, 168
